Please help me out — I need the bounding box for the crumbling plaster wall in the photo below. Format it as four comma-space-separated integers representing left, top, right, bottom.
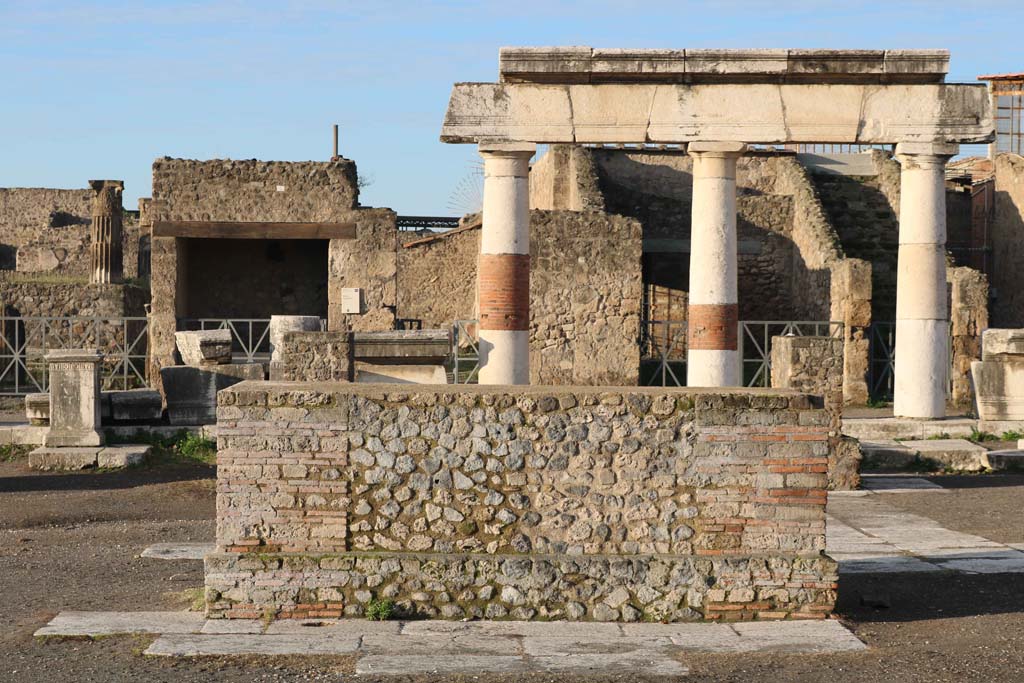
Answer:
397, 209, 642, 386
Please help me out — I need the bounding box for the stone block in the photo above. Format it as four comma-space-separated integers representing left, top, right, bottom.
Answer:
162, 364, 264, 425
352, 329, 450, 363
108, 389, 163, 423
29, 446, 100, 470
354, 363, 448, 384
972, 359, 1024, 421
175, 329, 232, 366
44, 349, 104, 448
25, 392, 49, 425
97, 444, 151, 468
269, 316, 321, 362
900, 439, 990, 472
982, 329, 1024, 361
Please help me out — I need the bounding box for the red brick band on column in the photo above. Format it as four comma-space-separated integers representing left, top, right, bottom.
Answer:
478, 253, 530, 331
688, 303, 739, 351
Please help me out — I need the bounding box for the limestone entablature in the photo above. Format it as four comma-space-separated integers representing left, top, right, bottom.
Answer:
499, 47, 950, 85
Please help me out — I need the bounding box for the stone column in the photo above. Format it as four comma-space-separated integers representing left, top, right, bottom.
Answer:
477, 143, 535, 385
89, 180, 124, 284
686, 142, 746, 387
893, 142, 958, 419
44, 349, 104, 447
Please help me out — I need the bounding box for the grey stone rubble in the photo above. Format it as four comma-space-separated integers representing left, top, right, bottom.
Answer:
34, 611, 864, 674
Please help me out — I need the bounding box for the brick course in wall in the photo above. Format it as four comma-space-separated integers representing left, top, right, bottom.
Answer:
206, 382, 837, 622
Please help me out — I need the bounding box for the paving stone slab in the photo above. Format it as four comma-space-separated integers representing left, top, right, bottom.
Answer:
400, 620, 623, 637
531, 653, 688, 676
35, 611, 205, 637
522, 634, 671, 657
362, 633, 522, 656
356, 655, 527, 675
144, 633, 360, 656
860, 476, 945, 492
926, 550, 1024, 574
621, 622, 741, 651
140, 542, 215, 560
836, 556, 944, 574
266, 618, 401, 635
200, 620, 265, 634
732, 620, 866, 652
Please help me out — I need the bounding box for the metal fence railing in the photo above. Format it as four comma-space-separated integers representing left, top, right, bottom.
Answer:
868, 321, 953, 402
450, 319, 480, 384
640, 319, 686, 387
0, 316, 149, 395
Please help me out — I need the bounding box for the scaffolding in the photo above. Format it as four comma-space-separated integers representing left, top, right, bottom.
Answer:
979, 72, 1024, 157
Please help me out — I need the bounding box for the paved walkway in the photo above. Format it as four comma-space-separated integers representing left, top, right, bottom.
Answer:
828, 477, 1024, 574
35, 611, 866, 676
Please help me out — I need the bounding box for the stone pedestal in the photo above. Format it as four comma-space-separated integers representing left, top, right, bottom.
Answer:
88, 180, 124, 284
686, 142, 745, 387
893, 142, 957, 419
477, 143, 535, 385
972, 329, 1024, 422
44, 349, 104, 448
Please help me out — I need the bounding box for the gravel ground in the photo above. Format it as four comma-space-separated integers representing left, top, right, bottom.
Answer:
3, 457, 1024, 682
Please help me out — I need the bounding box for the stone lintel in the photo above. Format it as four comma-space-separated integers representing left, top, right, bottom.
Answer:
478, 142, 537, 155
440, 82, 993, 145
499, 47, 949, 84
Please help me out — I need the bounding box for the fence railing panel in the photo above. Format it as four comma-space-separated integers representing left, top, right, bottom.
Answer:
0, 316, 149, 395
738, 321, 844, 388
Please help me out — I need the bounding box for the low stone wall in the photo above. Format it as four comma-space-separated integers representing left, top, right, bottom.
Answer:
770, 335, 860, 490
272, 331, 352, 382
206, 383, 836, 622
0, 277, 148, 318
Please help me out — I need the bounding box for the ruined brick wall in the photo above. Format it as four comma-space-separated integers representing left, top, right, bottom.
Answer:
398, 209, 642, 385
207, 383, 836, 622
0, 188, 92, 269
770, 335, 859, 489
948, 266, 989, 408
0, 277, 147, 318
16, 215, 145, 279
274, 330, 351, 381
992, 153, 1024, 327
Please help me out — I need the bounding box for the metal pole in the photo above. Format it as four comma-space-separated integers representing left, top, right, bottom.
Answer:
332, 124, 339, 159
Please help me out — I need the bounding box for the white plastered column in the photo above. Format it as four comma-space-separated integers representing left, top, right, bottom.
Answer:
477, 142, 535, 385
893, 141, 958, 418
686, 141, 746, 387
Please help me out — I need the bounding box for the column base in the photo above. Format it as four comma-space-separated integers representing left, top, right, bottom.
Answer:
686, 349, 740, 388
894, 318, 947, 419
478, 329, 529, 385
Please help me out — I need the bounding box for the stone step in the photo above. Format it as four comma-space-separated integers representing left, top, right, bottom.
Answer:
858, 440, 917, 470
986, 450, 1024, 471
898, 439, 990, 472
843, 417, 976, 441
28, 444, 152, 471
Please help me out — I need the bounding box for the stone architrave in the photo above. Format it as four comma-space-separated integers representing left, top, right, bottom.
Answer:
44, 349, 104, 447
88, 180, 124, 284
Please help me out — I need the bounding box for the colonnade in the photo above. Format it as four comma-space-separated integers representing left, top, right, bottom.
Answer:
473, 140, 957, 419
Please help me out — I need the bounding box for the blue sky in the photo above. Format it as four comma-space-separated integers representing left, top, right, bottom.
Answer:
1, 0, 1021, 215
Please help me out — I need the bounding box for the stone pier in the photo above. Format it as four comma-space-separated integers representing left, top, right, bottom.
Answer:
88, 180, 124, 284
893, 142, 958, 419
686, 142, 745, 387
477, 143, 535, 385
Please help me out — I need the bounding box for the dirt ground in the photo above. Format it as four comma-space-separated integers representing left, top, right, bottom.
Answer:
3, 456, 1024, 682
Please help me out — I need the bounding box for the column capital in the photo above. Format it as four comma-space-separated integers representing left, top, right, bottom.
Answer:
478, 142, 537, 157
894, 141, 959, 167
687, 141, 747, 157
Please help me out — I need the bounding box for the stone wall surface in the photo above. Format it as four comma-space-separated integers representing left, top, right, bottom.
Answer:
207, 382, 837, 622
0, 278, 147, 318
16, 217, 146, 279
398, 209, 643, 385
770, 335, 859, 489
0, 188, 92, 268
273, 331, 352, 382
949, 267, 989, 408
151, 158, 359, 222
993, 153, 1024, 327
327, 208, 398, 332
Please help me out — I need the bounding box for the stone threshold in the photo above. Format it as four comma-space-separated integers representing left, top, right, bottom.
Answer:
35, 611, 866, 674
28, 444, 151, 471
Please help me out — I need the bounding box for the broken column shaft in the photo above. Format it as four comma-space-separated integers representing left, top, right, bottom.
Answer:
89, 180, 124, 284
